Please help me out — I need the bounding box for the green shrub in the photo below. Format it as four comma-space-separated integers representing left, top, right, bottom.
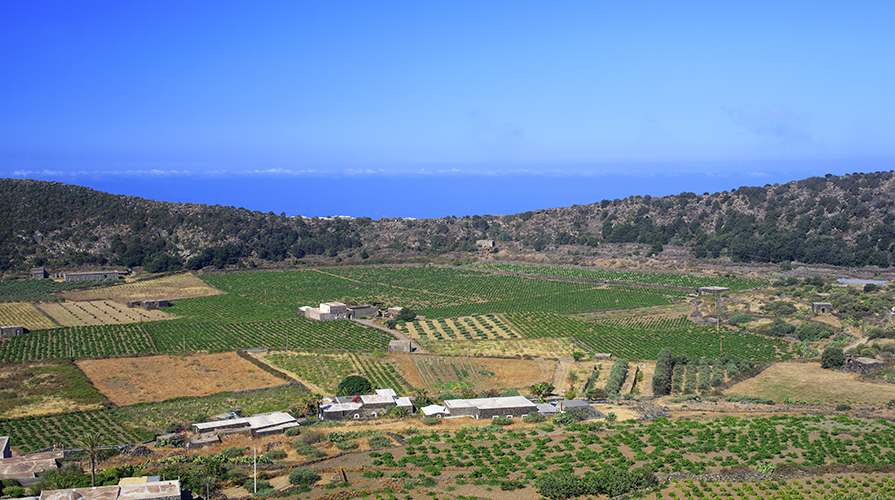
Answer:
491, 416, 513, 426
284, 426, 302, 437
728, 313, 755, 326
288, 468, 320, 486
221, 446, 245, 459
552, 413, 575, 426
422, 417, 442, 426
796, 322, 834, 342
262, 449, 287, 461
297, 430, 321, 445
363, 470, 384, 478
762, 301, 798, 317
243, 479, 270, 491
822, 346, 845, 369
367, 436, 392, 449
652, 348, 674, 396
292, 444, 327, 459
836, 403, 852, 411
3, 486, 25, 498
523, 413, 545, 423
336, 375, 372, 396
335, 441, 358, 450
604, 359, 629, 397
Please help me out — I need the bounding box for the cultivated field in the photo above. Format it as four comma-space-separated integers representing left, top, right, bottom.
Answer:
421, 337, 580, 359
59, 273, 226, 302
36, 300, 176, 326
76, 353, 286, 406
259, 351, 412, 395
0, 410, 139, 453
0, 360, 108, 418
397, 314, 520, 341
725, 362, 895, 406
0, 302, 57, 330
411, 355, 553, 392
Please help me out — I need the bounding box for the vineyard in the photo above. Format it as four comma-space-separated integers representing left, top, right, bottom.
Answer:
412, 356, 488, 391
503, 312, 792, 361
0, 279, 115, 303
144, 318, 388, 353
165, 293, 297, 323
592, 314, 696, 329
0, 302, 57, 330
468, 262, 769, 290
347, 353, 411, 394
59, 273, 225, 302
397, 314, 519, 341
0, 324, 157, 363
198, 267, 690, 320
0, 410, 139, 452
36, 300, 175, 327
262, 351, 411, 394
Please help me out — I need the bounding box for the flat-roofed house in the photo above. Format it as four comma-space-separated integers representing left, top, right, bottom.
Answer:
442, 396, 537, 419
39, 479, 181, 500
0, 326, 26, 339
64, 271, 125, 282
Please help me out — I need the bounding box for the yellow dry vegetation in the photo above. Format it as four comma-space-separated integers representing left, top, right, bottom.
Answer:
0, 302, 57, 330
725, 362, 895, 406
77, 353, 285, 405
36, 300, 176, 326
58, 273, 225, 302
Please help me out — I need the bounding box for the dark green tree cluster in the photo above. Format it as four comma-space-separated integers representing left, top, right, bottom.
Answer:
651, 349, 674, 395
536, 467, 657, 499
604, 360, 629, 397
336, 375, 372, 396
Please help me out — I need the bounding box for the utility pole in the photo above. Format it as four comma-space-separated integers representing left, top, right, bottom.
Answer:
253, 448, 257, 494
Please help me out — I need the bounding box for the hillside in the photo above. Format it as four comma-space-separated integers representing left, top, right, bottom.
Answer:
1, 171, 894, 273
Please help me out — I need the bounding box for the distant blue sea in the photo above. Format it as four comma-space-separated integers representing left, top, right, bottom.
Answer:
33, 161, 892, 219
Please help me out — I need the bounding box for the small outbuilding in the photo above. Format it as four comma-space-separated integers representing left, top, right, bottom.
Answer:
346, 305, 377, 319
0, 437, 9, 459
698, 286, 730, 295
388, 339, 419, 353
64, 271, 125, 282
843, 355, 884, 375
475, 239, 495, 249
31, 268, 49, 279
812, 302, 833, 314
0, 326, 26, 339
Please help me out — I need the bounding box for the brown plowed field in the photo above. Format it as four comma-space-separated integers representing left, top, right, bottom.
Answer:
76, 353, 285, 405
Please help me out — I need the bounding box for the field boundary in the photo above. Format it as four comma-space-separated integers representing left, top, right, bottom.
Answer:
235, 349, 307, 391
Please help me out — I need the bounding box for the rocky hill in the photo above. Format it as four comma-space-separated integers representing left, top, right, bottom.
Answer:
1, 171, 894, 274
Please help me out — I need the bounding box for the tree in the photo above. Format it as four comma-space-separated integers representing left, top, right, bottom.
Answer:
396, 308, 416, 322
651, 348, 674, 396
571, 351, 587, 362
821, 346, 845, 369
529, 382, 555, 398
77, 432, 103, 487
336, 375, 372, 396
288, 468, 320, 486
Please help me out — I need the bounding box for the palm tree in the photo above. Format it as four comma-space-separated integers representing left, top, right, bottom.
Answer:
77, 432, 103, 487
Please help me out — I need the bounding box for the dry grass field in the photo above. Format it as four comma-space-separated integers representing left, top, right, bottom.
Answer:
36, 300, 176, 326
411, 355, 554, 392
725, 362, 895, 406
59, 273, 225, 302
0, 302, 58, 330
76, 353, 285, 405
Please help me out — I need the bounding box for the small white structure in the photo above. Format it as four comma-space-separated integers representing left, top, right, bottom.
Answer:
420, 405, 448, 417
190, 411, 297, 436
301, 301, 348, 321
698, 286, 730, 295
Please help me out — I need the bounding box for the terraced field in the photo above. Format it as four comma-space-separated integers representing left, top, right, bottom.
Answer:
0, 410, 139, 452
0, 302, 57, 330
59, 273, 225, 302
261, 351, 411, 394
397, 314, 519, 341
36, 300, 176, 326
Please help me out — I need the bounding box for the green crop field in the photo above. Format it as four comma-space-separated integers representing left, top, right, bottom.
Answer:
262, 351, 410, 394
469, 262, 769, 290
503, 312, 791, 361
0, 279, 116, 303
0, 324, 157, 363
0, 410, 139, 452
165, 293, 297, 323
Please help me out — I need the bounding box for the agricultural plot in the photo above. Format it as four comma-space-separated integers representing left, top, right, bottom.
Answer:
36, 300, 176, 326
164, 293, 296, 323
76, 353, 287, 406
413, 355, 489, 391
0, 302, 57, 330
201, 269, 362, 295
0, 324, 157, 363
262, 351, 357, 394
59, 273, 225, 302
397, 314, 520, 341
0, 410, 138, 452
504, 312, 791, 361
655, 474, 895, 500
0, 279, 116, 303
347, 353, 411, 394
316, 265, 487, 283
0, 360, 109, 418
594, 314, 696, 329
469, 262, 769, 290
144, 318, 388, 353
422, 337, 581, 359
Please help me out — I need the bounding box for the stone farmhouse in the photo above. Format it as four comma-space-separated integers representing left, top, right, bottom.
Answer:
300, 302, 378, 320
442, 396, 537, 419
318, 389, 413, 421
31, 267, 49, 279
812, 302, 833, 314
39, 479, 181, 500
0, 450, 63, 485
0, 326, 26, 339
189, 411, 298, 438
64, 270, 126, 282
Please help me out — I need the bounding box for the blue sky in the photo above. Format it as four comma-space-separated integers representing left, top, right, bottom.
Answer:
1, 2, 893, 217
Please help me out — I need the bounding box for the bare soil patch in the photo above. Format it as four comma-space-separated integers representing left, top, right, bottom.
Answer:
37, 300, 176, 326
77, 353, 285, 405
725, 361, 895, 406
